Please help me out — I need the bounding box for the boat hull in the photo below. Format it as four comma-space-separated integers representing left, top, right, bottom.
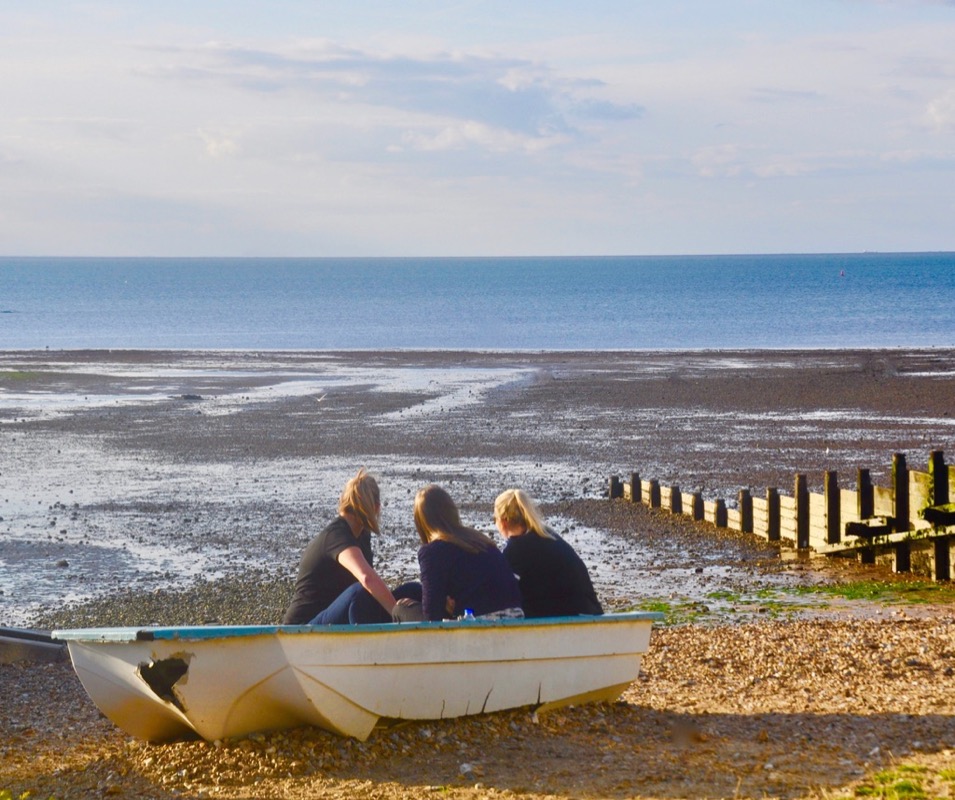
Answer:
54, 612, 659, 742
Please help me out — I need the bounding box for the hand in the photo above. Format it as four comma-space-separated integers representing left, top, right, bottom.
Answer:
392, 599, 424, 623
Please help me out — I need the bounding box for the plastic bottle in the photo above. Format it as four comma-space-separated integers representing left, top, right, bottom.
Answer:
462, 608, 475, 620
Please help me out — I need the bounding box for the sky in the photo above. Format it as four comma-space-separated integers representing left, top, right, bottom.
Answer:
2, 1, 955, 257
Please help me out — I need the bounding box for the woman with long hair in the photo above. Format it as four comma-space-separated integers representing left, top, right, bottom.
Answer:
413, 484, 522, 621
494, 488, 602, 618
282, 468, 418, 625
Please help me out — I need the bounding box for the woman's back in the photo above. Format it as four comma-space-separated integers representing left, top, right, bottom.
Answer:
418, 538, 521, 620
503, 531, 602, 618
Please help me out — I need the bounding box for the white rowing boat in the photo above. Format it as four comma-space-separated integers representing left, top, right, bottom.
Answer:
53, 612, 660, 742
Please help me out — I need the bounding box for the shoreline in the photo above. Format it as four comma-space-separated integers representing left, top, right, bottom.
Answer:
5, 344, 955, 353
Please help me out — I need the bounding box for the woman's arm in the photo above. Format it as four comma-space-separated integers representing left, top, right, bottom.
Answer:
337, 546, 397, 614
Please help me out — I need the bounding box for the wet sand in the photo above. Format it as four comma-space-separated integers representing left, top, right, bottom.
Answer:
3, 347, 955, 624
3, 348, 955, 799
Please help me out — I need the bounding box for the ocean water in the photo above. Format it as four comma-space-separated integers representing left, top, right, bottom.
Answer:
1, 252, 954, 350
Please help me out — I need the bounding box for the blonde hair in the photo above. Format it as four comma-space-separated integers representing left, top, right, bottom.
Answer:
338, 468, 380, 534
414, 485, 494, 554
494, 489, 555, 540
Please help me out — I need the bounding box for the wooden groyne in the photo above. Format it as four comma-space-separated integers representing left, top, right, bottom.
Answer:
609, 449, 955, 580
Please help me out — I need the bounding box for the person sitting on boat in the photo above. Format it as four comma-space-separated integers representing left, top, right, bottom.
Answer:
282, 468, 419, 625
412, 484, 523, 621
494, 488, 603, 618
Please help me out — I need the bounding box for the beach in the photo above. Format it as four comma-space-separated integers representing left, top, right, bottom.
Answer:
3, 348, 955, 799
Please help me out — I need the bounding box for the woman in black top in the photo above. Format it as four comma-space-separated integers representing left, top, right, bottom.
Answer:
414, 485, 522, 621
494, 488, 603, 618
282, 468, 418, 625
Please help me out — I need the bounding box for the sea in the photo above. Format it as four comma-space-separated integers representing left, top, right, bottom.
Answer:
2, 252, 954, 350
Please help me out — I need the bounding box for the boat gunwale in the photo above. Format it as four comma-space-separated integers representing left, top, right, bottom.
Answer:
52, 611, 663, 643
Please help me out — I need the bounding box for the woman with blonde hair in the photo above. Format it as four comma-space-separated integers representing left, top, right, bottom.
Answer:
494, 488, 602, 618
282, 468, 419, 625
413, 484, 522, 621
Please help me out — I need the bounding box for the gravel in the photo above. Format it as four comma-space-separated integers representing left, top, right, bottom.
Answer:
4, 610, 955, 799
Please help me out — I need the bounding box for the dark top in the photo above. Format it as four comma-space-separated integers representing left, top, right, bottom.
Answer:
282, 516, 372, 624
503, 530, 603, 618
418, 538, 522, 621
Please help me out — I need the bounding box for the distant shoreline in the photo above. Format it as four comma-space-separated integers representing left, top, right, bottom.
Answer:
4, 344, 955, 355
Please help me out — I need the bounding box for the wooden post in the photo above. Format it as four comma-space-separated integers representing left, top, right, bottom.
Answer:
691, 492, 704, 521
895, 542, 911, 574
929, 450, 949, 507
795, 474, 809, 549
738, 489, 753, 533
648, 479, 661, 508
892, 453, 909, 533
825, 471, 840, 545
714, 498, 727, 528
934, 538, 951, 581
609, 475, 622, 500
670, 486, 682, 514
766, 487, 780, 542
629, 472, 641, 504
858, 468, 873, 519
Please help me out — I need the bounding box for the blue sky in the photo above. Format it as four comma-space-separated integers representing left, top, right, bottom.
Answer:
2, 1, 954, 256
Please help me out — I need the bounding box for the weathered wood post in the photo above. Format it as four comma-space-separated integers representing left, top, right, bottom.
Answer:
856, 466, 880, 564
858, 468, 874, 519
934, 539, 951, 581
825, 471, 841, 545
929, 451, 951, 581
609, 475, 623, 499
670, 485, 682, 514
795, 474, 810, 549
691, 492, 704, 521
648, 479, 661, 508
738, 489, 753, 533
714, 498, 727, 528
766, 487, 780, 542
892, 453, 909, 533
929, 450, 949, 507
629, 472, 641, 504
895, 541, 912, 573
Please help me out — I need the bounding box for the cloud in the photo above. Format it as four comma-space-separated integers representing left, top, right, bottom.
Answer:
890, 55, 955, 79
880, 148, 955, 168
927, 88, 955, 131
691, 143, 955, 182
692, 145, 745, 178
21, 116, 137, 143
198, 128, 241, 158
397, 120, 568, 155
749, 87, 823, 104
143, 40, 644, 146
3, 3, 955, 256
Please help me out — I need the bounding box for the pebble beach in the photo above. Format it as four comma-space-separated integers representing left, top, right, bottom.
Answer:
3, 347, 955, 799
